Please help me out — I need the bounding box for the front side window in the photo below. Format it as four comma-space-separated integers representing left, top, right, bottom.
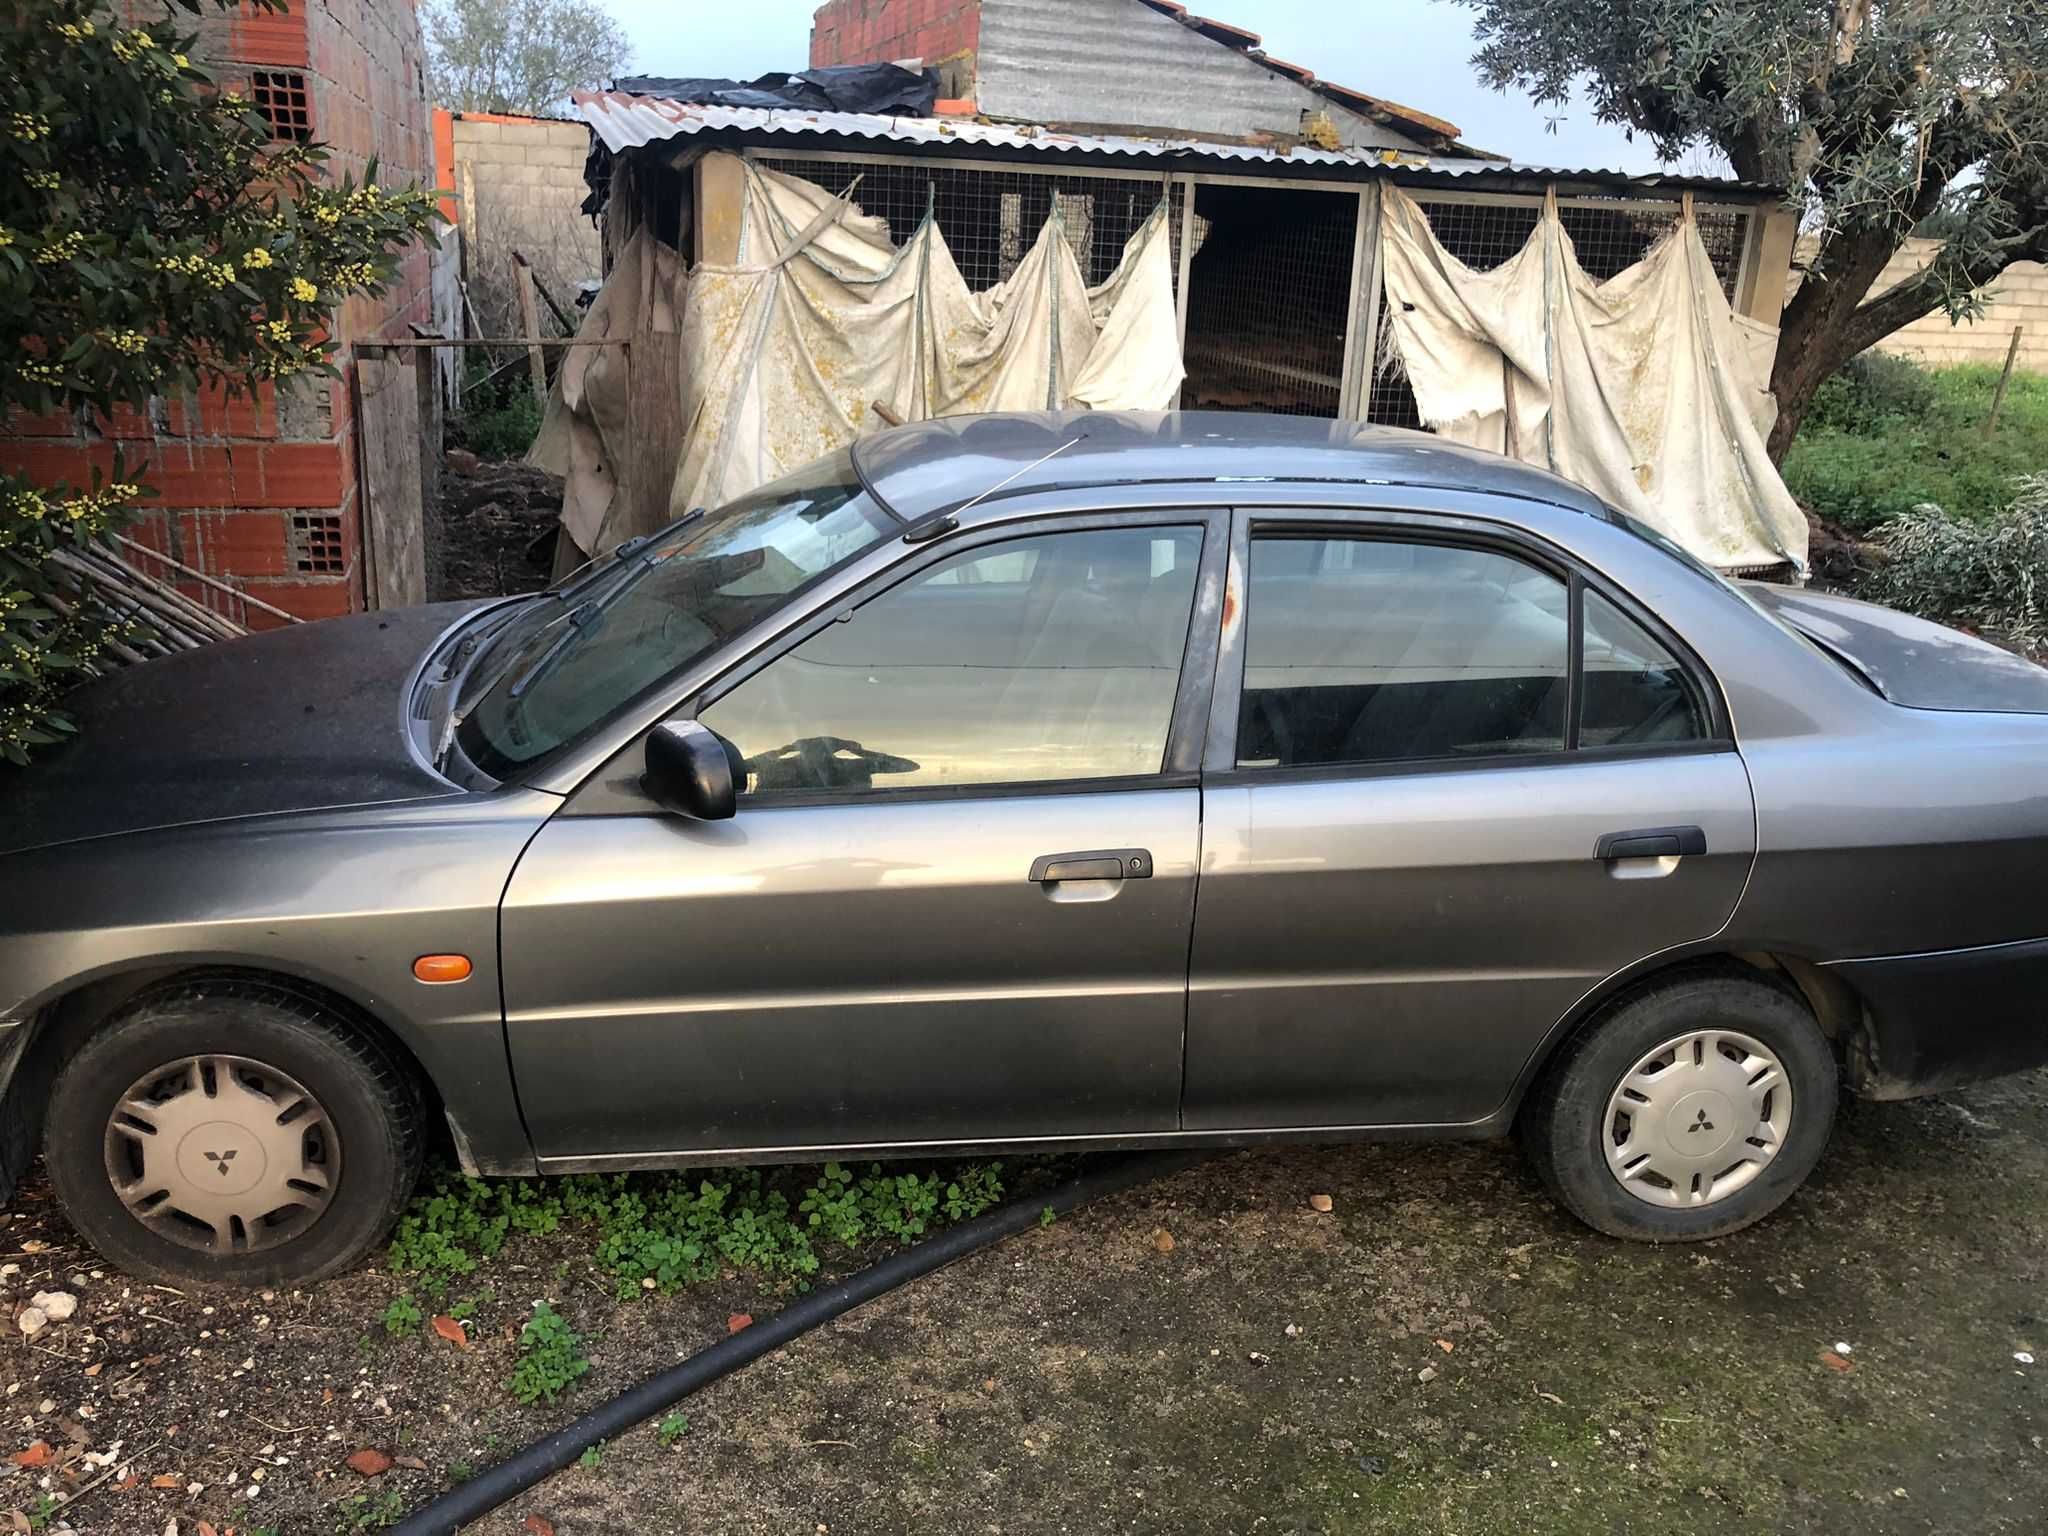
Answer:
700, 526, 1204, 795
457, 450, 895, 778
1236, 534, 1707, 770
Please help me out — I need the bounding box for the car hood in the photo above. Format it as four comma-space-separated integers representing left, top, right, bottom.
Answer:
1, 602, 483, 858
1742, 582, 2048, 714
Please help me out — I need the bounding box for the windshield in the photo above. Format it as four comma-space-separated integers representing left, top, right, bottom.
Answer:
455, 449, 897, 779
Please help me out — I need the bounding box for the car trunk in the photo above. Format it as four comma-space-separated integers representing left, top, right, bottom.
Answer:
1740, 584, 2048, 714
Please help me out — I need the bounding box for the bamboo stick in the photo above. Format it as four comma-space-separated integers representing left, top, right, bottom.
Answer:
112, 534, 293, 625
69, 546, 240, 639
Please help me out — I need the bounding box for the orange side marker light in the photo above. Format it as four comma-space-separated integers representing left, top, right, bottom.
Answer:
413, 954, 473, 984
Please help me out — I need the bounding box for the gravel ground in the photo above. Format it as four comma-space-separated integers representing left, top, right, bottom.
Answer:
4, 1069, 2045, 1536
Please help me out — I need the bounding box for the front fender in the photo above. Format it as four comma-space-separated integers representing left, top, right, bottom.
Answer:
0, 790, 561, 1196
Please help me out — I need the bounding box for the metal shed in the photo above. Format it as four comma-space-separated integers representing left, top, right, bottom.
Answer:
571, 92, 1796, 433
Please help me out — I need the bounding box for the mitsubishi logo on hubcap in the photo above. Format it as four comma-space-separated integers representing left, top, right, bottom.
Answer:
203, 1148, 239, 1176
1686, 1108, 1715, 1134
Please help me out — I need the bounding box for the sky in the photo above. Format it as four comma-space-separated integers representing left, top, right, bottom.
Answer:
598, 0, 1670, 173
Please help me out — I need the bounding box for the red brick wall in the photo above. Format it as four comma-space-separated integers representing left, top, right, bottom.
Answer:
810, 0, 982, 98
0, 0, 434, 628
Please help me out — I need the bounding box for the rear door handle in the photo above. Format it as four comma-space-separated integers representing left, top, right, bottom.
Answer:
1029, 848, 1153, 882
1595, 825, 1707, 861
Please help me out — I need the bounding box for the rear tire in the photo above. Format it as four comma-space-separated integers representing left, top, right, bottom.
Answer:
43, 981, 423, 1287
1522, 971, 1837, 1241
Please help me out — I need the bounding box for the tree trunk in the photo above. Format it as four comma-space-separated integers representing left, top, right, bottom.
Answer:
1764, 225, 1906, 461
1765, 217, 2048, 461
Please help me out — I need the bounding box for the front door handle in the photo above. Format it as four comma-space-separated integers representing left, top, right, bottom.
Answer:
1029, 848, 1153, 883
1594, 825, 1707, 861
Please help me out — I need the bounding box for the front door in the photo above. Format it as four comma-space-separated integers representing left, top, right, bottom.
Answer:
502, 515, 1222, 1162
1184, 515, 1757, 1130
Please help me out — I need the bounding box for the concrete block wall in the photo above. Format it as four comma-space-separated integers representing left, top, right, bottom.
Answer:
810, 0, 983, 99
447, 114, 602, 338
0, 0, 436, 627
1792, 237, 2048, 373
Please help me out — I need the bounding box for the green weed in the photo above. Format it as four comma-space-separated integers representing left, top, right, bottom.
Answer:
656, 1412, 690, 1447
578, 1441, 605, 1470
451, 354, 546, 460
389, 1160, 1006, 1299
380, 1293, 423, 1336
508, 1301, 589, 1405
332, 1489, 407, 1532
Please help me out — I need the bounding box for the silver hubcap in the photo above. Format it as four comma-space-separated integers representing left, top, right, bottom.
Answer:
1604, 1029, 1791, 1208
103, 1055, 340, 1255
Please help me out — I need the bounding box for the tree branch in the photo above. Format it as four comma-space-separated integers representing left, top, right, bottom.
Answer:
1835, 224, 2048, 357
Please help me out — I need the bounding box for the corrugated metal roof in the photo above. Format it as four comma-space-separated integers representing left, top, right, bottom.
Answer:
569, 92, 1784, 199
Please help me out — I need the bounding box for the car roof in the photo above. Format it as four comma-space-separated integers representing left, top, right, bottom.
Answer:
852, 410, 1611, 524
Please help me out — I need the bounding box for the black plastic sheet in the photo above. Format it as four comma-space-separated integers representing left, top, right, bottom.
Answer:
613, 63, 938, 117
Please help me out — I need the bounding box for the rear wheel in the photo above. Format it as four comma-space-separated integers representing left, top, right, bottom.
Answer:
1522, 971, 1837, 1241
43, 981, 424, 1287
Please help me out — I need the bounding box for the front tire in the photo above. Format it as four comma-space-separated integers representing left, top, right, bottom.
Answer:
1522, 971, 1837, 1241
44, 981, 424, 1287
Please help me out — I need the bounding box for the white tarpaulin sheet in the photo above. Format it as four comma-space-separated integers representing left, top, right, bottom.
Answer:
1378, 184, 1807, 572
671, 154, 1184, 518
527, 225, 686, 559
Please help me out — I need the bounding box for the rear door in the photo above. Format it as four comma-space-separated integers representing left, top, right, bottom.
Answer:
501, 511, 1226, 1162
1184, 509, 1756, 1130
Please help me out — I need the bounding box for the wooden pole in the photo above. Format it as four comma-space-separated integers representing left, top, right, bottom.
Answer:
513, 249, 581, 335
1986, 324, 2025, 438
512, 253, 548, 403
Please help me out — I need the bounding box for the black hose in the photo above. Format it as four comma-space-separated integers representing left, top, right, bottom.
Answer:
388, 1151, 1205, 1535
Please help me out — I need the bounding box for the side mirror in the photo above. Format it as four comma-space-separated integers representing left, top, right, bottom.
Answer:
642, 721, 740, 821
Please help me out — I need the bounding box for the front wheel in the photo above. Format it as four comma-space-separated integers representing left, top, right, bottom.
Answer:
1522, 972, 1838, 1241
43, 981, 424, 1287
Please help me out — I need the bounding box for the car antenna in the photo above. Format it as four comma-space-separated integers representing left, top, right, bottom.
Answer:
905, 433, 1088, 543
956, 433, 1086, 518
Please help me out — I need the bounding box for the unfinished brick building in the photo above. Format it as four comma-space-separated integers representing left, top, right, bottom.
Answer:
808, 0, 1464, 150
0, 1, 436, 627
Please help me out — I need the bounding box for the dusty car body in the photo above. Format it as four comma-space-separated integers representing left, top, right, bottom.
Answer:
4, 411, 2047, 1282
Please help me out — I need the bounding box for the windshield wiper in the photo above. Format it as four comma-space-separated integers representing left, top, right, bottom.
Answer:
497, 599, 610, 749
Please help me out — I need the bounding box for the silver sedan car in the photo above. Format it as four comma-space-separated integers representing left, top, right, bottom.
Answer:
6, 412, 2047, 1287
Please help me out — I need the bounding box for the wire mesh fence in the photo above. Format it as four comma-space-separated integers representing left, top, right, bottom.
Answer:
749, 154, 1185, 293
1179, 183, 1358, 417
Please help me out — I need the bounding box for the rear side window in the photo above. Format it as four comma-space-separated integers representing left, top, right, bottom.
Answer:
702, 526, 1204, 794
1581, 591, 1709, 746
1236, 535, 1707, 770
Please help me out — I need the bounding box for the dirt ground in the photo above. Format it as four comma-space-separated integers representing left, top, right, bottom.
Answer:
4, 1069, 2045, 1536
424, 456, 563, 606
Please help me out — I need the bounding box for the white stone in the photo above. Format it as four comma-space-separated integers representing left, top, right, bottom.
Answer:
31, 1291, 77, 1322
16, 1307, 48, 1336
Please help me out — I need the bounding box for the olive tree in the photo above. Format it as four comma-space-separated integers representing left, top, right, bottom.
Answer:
0, 0, 439, 763
425, 0, 632, 118
1457, 0, 2048, 458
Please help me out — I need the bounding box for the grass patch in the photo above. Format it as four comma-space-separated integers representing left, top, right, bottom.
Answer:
1783, 358, 2048, 533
